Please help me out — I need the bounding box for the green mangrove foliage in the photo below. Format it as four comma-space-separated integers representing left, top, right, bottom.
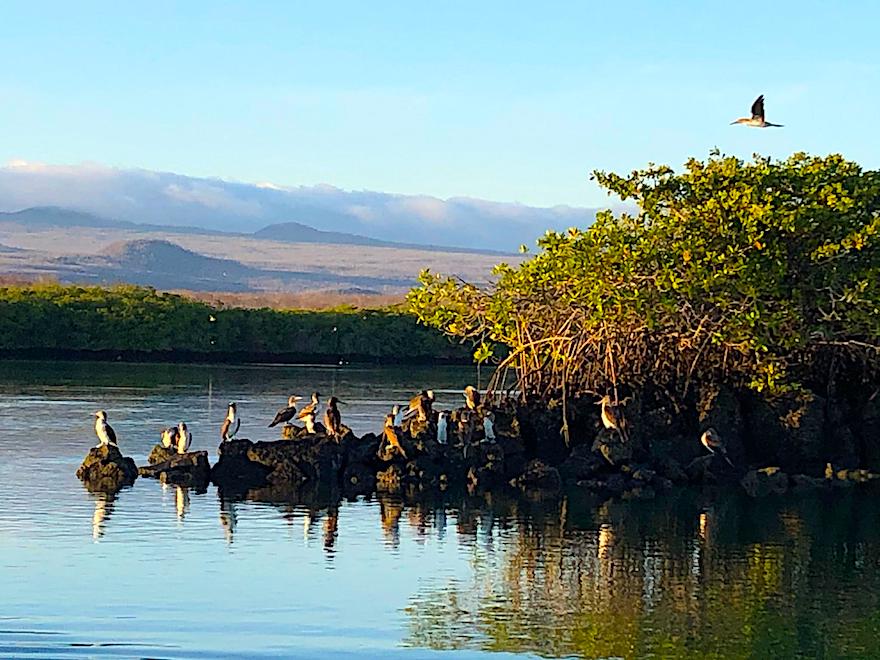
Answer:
0, 284, 466, 361
408, 153, 880, 400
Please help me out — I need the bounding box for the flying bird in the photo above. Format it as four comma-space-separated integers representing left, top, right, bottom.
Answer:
324, 396, 344, 438
221, 402, 241, 442
700, 427, 734, 467
94, 410, 118, 448
730, 94, 783, 128
176, 422, 192, 454
268, 395, 303, 428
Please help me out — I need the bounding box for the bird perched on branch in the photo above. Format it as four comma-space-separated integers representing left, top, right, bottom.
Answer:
324, 396, 344, 439
463, 385, 481, 411
94, 410, 118, 448
404, 389, 435, 422
730, 94, 783, 128
700, 428, 734, 467
221, 402, 240, 442
268, 395, 302, 428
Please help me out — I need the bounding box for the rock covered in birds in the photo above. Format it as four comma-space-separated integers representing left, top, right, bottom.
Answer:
76, 444, 138, 492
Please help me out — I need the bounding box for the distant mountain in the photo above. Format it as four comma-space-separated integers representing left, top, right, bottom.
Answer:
0, 206, 133, 229
0, 161, 600, 251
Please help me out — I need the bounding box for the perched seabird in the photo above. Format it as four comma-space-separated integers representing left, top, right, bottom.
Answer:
700, 428, 734, 467
221, 402, 241, 442
176, 422, 192, 454
405, 389, 435, 422
730, 94, 783, 128
94, 411, 118, 448
160, 426, 179, 449
381, 413, 408, 459
268, 395, 303, 428
457, 409, 476, 447
463, 385, 481, 411
598, 395, 626, 432
392, 404, 405, 427
297, 392, 321, 434
482, 410, 496, 442
324, 396, 344, 438
437, 411, 449, 445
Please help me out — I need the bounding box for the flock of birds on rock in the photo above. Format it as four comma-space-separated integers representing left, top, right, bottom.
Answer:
94, 386, 736, 468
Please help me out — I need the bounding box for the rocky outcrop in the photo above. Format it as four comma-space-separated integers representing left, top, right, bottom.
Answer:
210, 439, 273, 495
148, 444, 179, 465
511, 460, 561, 493
76, 445, 138, 492
139, 450, 211, 489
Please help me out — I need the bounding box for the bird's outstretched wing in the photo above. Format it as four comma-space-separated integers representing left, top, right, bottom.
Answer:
750, 95, 765, 121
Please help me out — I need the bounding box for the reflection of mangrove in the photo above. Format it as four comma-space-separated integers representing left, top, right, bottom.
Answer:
401, 488, 880, 658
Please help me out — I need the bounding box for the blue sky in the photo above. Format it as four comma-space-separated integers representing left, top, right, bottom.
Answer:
1, 1, 878, 208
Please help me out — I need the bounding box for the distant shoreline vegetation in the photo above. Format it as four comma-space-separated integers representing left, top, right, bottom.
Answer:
0, 283, 469, 364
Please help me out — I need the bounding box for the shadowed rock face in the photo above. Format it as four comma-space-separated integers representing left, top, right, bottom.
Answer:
139, 447, 211, 490
76, 445, 138, 493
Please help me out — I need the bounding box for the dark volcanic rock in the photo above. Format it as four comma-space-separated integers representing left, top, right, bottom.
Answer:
511, 459, 562, 492
559, 443, 606, 484
76, 445, 138, 492
148, 444, 179, 465
211, 439, 272, 494
139, 451, 211, 489
741, 467, 789, 497
592, 428, 633, 466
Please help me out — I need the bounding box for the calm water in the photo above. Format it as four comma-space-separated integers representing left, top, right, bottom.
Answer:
1, 360, 880, 659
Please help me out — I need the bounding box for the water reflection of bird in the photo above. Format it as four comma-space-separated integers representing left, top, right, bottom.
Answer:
464, 385, 481, 411
160, 426, 178, 449
324, 396, 344, 439
91, 493, 115, 541
221, 402, 240, 442
405, 390, 434, 422
700, 428, 734, 467
175, 486, 190, 522
379, 495, 403, 548
699, 510, 712, 542
323, 504, 339, 553
176, 421, 192, 453
219, 498, 237, 545
297, 392, 321, 434
730, 94, 784, 128
268, 395, 302, 428
94, 410, 118, 447
598, 523, 615, 560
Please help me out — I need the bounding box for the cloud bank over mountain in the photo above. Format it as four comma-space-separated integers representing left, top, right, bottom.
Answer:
0, 161, 599, 251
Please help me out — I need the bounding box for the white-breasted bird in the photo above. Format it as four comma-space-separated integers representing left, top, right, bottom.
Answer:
160, 426, 178, 449
730, 94, 783, 128
392, 404, 405, 427
94, 411, 118, 448
597, 395, 628, 441
700, 427, 734, 467
463, 385, 481, 411
268, 395, 303, 428
437, 411, 449, 445
482, 410, 496, 442
297, 392, 320, 434
176, 421, 192, 454
221, 402, 241, 442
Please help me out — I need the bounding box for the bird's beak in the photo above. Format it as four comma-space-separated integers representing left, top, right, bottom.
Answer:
729, 120, 738, 125
338, 400, 346, 405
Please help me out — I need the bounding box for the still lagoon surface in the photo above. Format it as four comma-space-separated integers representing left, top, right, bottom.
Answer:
1, 360, 880, 659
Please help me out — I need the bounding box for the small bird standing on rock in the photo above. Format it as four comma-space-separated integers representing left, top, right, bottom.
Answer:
463, 385, 481, 411
597, 395, 628, 441
221, 402, 241, 442
700, 427, 734, 467
94, 411, 118, 448
268, 395, 303, 428
405, 390, 435, 422
437, 411, 449, 444
482, 410, 496, 442
381, 413, 408, 459
324, 396, 344, 439
160, 426, 178, 449
176, 422, 192, 454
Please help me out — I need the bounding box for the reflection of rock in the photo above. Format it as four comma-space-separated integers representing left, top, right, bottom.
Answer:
741, 467, 789, 497
76, 445, 138, 492
139, 451, 211, 489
